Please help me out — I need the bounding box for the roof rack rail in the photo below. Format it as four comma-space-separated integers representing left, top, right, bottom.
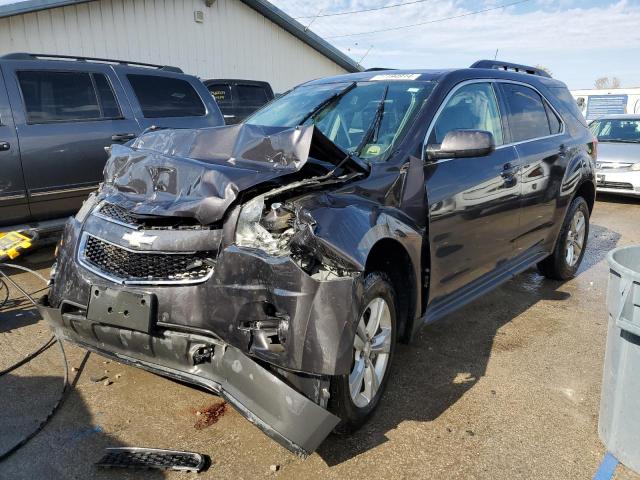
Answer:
0, 52, 183, 73
470, 60, 551, 78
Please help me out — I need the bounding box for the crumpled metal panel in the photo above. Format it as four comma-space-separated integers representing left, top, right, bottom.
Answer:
101, 124, 315, 225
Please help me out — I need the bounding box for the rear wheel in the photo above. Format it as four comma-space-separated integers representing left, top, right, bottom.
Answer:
537, 196, 589, 280
329, 272, 396, 434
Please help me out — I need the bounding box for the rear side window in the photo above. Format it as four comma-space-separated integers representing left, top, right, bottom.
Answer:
128, 74, 206, 118
501, 83, 551, 142
17, 71, 121, 123
549, 86, 588, 127
235, 84, 269, 107
544, 102, 562, 134
207, 84, 232, 107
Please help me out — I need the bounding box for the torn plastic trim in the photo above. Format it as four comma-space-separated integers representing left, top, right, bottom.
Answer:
233, 172, 365, 266
38, 300, 340, 457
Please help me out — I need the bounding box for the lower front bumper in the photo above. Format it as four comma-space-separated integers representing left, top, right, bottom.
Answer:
38, 298, 340, 457
596, 170, 640, 196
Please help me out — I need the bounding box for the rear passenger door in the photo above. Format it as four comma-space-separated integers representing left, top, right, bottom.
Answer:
497, 82, 567, 256
3, 61, 140, 221
0, 67, 27, 227
118, 68, 223, 130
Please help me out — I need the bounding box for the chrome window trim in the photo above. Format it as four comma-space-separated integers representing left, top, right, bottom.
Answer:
77, 232, 215, 286
422, 78, 566, 163
0, 193, 27, 201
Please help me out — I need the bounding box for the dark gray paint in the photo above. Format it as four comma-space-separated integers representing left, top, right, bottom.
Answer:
42, 65, 596, 455
0, 68, 28, 224
0, 55, 224, 227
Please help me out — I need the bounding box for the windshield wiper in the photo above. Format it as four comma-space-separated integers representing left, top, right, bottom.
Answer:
298, 82, 357, 126
356, 85, 389, 157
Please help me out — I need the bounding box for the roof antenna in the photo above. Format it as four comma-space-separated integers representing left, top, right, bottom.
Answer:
304, 9, 323, 31
357, 45, 373, 68
494, 48, 499, 60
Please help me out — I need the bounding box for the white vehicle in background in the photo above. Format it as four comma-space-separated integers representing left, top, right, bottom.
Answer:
590, 114, 640, 197
571, 88, 640, 122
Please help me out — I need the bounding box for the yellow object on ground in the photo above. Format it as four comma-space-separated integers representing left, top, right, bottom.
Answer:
0, 231, 34, 260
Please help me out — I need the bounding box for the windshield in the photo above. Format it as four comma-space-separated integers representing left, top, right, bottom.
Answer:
590, 118, 640, 143
246, 81, 436, 161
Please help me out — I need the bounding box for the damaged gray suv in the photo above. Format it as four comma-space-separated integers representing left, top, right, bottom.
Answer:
39, 61, 596, 456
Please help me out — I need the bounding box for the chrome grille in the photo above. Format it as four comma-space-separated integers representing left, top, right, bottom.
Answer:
81, 234, 214, 284
96, 202, 213, 230
98, 202, 142, 227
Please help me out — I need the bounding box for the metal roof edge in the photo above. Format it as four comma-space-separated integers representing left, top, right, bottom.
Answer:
0, 0, 91, 18
0, 0, 362, 73
238, 0, 362, 73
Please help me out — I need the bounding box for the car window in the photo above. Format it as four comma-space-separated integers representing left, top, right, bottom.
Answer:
430, 82, 504, 146
17, 70, 111, 123
590, 119, 640, 142
235, 84, 269, 106
544, 102, 562, 134
128, 74, 206, 118
93, 74, 122, 119
208, 84, 232, 107
247, 81, 435, 162
549, 86, 588, 127
501, 83, 552, 142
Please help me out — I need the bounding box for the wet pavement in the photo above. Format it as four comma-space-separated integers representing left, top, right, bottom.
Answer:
1, 193, 640, 479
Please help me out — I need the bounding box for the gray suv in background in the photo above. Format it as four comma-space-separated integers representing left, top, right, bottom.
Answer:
0, 53, 224, 232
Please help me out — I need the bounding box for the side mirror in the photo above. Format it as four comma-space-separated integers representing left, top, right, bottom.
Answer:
426, 130, 495, 161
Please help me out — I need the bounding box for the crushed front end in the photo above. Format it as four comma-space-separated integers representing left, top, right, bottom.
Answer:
38, 124, 369, 456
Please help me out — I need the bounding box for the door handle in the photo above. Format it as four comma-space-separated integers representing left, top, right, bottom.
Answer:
0, 141, 9, 151
111, 133, 137, 142
501, 162, 517, 187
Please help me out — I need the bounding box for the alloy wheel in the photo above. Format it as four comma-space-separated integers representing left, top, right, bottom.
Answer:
349, 297, 392, 408
565, 209, 586, 267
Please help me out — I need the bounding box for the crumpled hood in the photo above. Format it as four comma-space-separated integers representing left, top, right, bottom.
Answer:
101, 123, 355, 225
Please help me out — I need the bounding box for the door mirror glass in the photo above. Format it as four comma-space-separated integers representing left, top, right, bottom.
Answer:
426, 129, 495, 160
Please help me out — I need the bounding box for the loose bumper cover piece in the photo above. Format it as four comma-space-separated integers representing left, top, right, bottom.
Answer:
39, 297, 341, 456
95, 447, 208, 472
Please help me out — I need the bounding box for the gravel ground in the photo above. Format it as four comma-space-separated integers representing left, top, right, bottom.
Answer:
1, 194, 640, 480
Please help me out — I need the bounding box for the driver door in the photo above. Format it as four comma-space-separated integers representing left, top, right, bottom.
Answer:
424, 81, 522, 303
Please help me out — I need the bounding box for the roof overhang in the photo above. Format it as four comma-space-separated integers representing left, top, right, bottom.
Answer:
0, 0, 361, 73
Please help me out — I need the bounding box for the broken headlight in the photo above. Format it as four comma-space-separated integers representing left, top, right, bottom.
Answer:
235, 197, 294, 255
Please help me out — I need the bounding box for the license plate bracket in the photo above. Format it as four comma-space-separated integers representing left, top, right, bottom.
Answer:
87, 285, 155, 333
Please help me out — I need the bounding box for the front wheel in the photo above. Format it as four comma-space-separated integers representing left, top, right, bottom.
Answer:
329, 272, 397, 434
537, 196, 590, 280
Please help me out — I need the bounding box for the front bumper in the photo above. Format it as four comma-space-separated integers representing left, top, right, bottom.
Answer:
38, 297, 340, 456
50, 215, 363, 376
596, 169, 640, 196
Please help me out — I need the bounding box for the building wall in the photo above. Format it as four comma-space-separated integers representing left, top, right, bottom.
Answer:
0, 0, 348, 92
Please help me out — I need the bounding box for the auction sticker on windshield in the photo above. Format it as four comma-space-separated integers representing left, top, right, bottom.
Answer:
370, 74, 420, 81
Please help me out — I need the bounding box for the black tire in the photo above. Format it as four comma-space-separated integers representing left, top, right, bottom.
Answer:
329, 272, 397, 434
537, 196, 590, 280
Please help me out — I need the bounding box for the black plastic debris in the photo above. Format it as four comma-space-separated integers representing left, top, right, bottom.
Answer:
96, 447, 209, 472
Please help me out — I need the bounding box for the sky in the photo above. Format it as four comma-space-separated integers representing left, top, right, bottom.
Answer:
269, 0, 640, 89
0, 0, 638, 89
